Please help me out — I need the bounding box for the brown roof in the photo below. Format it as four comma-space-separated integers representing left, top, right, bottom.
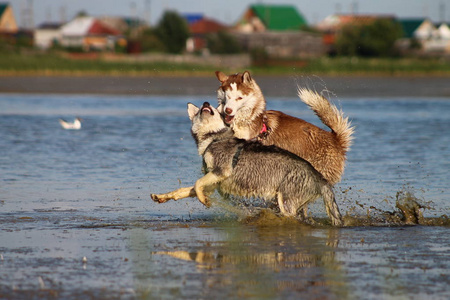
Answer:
88, 20, 121, 35
337, 15, 394, 26
317, 14, 396, 32
189, 18, 226, 34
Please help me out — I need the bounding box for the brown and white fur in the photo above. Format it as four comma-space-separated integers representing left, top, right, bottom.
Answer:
216, 71, 354, 185
152, 102, 343, 226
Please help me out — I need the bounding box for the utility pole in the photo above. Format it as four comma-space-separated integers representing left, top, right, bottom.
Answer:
21, 0, 34, 29
439, 1, 445, 23
145, 0, 151, 26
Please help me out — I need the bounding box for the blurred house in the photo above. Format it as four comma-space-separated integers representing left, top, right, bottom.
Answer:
437, 23, 450, 40
232, 4, 324, 58
186, 15, 227, 53
235, 4, 307, 32
98, 17, 129, 34
34, 22, 63, 49
316, 14, 389, 32
398, 19, 450, 54
427, 22, 450, 53
317, 14, 396, 49
399, 18, 432, 39
183, 13, 203, 26
99, 16, 147, 38
0, 2, 18, 33
60, 16, 122, 51
98, 16, 147, 53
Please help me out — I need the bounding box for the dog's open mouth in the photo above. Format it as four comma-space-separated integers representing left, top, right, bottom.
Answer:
224, 114, 234, 124
201, 102, 214, 115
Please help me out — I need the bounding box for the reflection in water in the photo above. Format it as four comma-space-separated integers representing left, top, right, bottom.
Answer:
154, 247, 334, 271
140, 218, 349, 299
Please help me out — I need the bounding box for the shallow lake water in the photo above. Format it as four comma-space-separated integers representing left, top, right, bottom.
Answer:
0, 93, 449, 299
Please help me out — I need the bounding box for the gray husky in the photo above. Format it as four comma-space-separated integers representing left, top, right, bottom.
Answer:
151, 102, 343, 226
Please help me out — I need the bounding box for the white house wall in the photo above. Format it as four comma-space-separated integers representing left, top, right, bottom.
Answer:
437, 24, 450, 40
34, 29, 61, 49
414, 20, 435, 39
60, 17, 94, 36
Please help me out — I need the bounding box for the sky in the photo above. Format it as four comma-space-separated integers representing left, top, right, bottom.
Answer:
8, 0, 449, 28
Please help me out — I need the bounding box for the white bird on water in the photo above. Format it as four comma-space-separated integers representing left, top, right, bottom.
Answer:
59, 117, 82, 130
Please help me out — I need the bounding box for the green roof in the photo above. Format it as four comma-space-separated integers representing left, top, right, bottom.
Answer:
399, 18, 426, 38
0, 3, 8, 17
250, 4, 307, 31
123, 17, 146, 27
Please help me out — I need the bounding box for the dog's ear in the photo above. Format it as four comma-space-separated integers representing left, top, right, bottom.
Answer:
242, 71, 252, 84
215, 71, 228, 83
187, 103, 200, 120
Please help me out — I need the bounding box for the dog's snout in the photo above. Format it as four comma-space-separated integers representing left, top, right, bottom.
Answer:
225, 107, 233, 115
203, 102, 210, 107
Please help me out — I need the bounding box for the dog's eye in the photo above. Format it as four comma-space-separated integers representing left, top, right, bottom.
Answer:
236, 97, 243, 101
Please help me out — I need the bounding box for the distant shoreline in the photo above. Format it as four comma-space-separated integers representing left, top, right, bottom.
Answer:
0, 74, 449, 98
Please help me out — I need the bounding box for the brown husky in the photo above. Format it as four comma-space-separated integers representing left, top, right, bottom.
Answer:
215, 71, 354, 185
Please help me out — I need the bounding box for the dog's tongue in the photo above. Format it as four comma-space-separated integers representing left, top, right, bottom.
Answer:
224, 114, 234, 124
201, 103, 213, 114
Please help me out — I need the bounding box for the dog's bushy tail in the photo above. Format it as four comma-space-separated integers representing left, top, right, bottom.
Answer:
298, 88, 354, 152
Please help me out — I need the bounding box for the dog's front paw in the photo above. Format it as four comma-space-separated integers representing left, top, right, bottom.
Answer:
151, 193, 168, 203
332, 217, 343, 227
198, 197, 211, 208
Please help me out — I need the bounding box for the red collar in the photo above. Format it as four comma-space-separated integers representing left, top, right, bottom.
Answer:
260, 123, 268, 135
257, 121, 270, 140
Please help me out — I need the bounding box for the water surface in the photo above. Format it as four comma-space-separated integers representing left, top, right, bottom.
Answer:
0, 93, 449, 299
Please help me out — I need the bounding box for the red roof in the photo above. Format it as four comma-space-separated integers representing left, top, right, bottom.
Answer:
317, 14, 396, 32
88, 20, 121, 35
189, 18, 226, 34
337, 15, 393, 26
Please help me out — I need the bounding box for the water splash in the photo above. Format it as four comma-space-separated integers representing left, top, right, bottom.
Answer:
207, 188, 449, 227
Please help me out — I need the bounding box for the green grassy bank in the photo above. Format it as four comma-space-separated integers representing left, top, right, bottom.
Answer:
0, 53, 216, 76
1, 52, 450, 76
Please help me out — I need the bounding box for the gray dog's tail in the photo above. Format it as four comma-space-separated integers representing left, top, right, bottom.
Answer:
298, 88, 354, 153
321, 184, 343, 227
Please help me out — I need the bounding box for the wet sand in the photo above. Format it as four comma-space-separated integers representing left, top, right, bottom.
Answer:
1, 75, 450, 97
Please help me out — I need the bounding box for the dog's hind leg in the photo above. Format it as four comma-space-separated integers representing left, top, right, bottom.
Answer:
151, 186, 196, 203
296, 207, 309, 222
321, 185, 343, 226
295, 207, 310, 223
276, 192, 296, 217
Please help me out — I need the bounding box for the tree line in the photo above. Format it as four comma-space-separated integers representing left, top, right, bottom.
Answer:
147, 11, 405, 57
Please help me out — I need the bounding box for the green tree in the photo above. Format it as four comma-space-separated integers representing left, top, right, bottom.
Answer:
335, 25, 362, 56
139, 28, 166, 52
76, 10, 89, 18
336, 19, 403, 57
206, 31, 242, 54
154, 11, 190, 54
